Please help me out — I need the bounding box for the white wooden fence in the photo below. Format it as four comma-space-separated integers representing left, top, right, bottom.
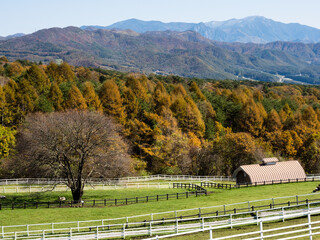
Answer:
3, 202, 320, 239
1, 174, 318, 186
0, 182, 176, 193
144, 206, 320, 240
2, 192, 320, 238
0, 175, 235, 186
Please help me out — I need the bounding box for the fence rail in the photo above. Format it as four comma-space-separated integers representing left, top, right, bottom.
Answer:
172, 183, 207, 194
1, 175, 319, 186
2, 192, 320, 237
0, 175, 235, 186
0, 190, 207, 210
0, 182, 178, 194
236, 177, 318, 187
145, 207, 320, 240
200, 177, 320, 190
201, 182, 234, 189
3, 200, 320, 239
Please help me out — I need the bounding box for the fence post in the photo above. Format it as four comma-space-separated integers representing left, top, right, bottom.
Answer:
296, 195, 299, 205
260, 220, 264, 240
224, 205, 226, 215
209, 226, 213, 240
2, 226, 4, 238
175, 219, 179, 234
201, 217, 204, 231
149, 221, 152, 236
230, 214, 233, 229
282, 207, 285, 222
69, 228, 72, 240
96, 226, 99, 239
122, 224, 126, 239
308, 210, 312, 240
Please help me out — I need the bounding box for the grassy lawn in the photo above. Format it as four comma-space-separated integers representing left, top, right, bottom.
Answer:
0, 182, 318, 228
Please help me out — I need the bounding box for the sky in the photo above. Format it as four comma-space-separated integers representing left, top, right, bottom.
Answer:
1, 0, 320, 36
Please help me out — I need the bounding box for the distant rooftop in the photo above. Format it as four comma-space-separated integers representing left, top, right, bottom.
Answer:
261, 157, 279, 165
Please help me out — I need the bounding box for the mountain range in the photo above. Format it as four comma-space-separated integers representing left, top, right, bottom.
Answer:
0, 33, 25, 41
81, 16, 320, 44
1, 25, 320, 84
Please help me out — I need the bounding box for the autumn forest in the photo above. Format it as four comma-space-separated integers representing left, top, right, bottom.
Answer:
1, 56, 320, 178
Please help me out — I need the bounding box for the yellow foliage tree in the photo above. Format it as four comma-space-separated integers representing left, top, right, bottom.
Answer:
239, 99, 265, 136
123, 87, 139, 119
126, 75, 148, 101
189, 81, 206, 101
48, 82, 64, 111
265, 109, 282, 132
82, 82, 102, 112
99, 79, 126, 123
65, 85, 87, 110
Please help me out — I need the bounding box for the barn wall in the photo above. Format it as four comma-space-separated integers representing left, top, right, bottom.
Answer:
236, 170, 251, 184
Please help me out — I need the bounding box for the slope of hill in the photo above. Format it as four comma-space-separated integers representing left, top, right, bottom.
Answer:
82, 16, 320, 44
0, 27, 320, 83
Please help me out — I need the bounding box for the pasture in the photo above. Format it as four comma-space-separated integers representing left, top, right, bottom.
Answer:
0, 181, 318, 223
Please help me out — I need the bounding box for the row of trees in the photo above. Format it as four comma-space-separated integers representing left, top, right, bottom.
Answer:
1, 58, 320, 182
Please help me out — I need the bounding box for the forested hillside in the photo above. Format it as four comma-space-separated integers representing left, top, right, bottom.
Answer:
2, 27, 320, 84
1, 57, 320, 177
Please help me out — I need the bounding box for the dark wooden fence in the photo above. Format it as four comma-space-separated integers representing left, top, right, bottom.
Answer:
172, 183, 207, 194
235, 177, 318, 188
201, 182, 234, 189
200, 177, 318, 190
0, 190, 207, 210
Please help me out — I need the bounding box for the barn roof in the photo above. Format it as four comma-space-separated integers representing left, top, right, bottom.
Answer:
232, 160, 306, 183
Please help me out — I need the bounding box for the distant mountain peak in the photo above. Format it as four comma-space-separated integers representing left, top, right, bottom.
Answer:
0, 33, 25, 40
81, 16, 320, 44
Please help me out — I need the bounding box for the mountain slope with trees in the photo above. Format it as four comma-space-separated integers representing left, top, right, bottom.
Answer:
1, 27, 320, 83
1, 58, 320, 179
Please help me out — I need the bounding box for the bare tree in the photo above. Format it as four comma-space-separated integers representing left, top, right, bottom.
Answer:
16, 110, 131, 202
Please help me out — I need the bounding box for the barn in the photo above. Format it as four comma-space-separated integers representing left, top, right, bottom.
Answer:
232, 158, 306, 185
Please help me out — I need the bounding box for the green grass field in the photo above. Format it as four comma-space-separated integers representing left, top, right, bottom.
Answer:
0, 181, 318, 228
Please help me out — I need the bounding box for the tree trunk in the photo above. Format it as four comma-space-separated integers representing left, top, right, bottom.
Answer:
71, 187, 84, 203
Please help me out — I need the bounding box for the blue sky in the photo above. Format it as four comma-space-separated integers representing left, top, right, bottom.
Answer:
1, 0, 320, 36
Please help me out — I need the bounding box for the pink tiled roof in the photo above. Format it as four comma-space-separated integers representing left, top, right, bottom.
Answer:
232, 160, 306, 183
